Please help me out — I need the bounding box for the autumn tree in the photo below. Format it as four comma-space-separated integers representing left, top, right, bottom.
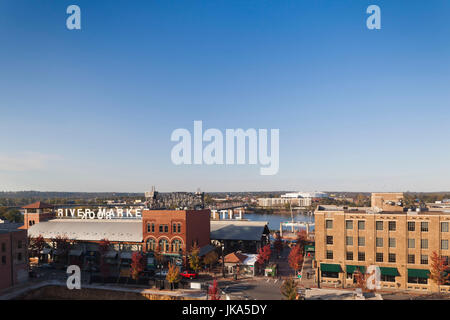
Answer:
208, 279, 221, 300
29, 235, 46, 262
280, 279, 298, 300
203, 251, 219, 272
130, 252, 145, 281
166, 262, 182, 290
52, 235, 71, 264
188, 243, 201, 273
430, 251, 450, 286
256, 244, 272, 268
288, 245, 303, 276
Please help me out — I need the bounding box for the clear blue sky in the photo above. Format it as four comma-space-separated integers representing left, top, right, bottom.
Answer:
0, 0, 449, 192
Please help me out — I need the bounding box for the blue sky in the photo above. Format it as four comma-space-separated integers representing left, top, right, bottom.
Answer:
0, 0, 449, 192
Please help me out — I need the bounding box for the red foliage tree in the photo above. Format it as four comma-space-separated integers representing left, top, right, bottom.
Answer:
295, 230, 308, 255
208, 279, 221, 300
256, 244, 271, 266
430, 251, 450, 286
288, 245, 303, 275
130, 252, 145, 280
29, 235, 46, 261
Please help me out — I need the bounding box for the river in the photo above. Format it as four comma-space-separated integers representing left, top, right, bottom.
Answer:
244, 212, 314, 231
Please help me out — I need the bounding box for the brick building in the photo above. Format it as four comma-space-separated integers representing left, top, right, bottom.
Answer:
315, 193, 450, 293
0, 222, 28, 292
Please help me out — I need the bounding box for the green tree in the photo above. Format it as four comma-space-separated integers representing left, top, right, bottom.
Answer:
166, 262, 182, 290
280, 279, 298, 300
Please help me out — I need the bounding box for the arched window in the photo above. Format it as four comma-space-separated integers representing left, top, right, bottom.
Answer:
171, 239, 182, 252
159, 239, 169, 252
146, 238, 156, 251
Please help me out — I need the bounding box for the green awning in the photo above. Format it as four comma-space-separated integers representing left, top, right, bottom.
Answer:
305, 245, 315, 252
320, 263, 342, 273
380, 267, 400, 276
346, 265, 366, 274
408, 269, 430, 278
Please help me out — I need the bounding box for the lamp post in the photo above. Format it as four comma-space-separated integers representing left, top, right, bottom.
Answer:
221, 242, 226, 278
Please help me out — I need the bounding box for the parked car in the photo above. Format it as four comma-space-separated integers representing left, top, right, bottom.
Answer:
180, 270, 198, 279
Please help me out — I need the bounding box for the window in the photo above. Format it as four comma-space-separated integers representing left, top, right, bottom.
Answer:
1, 243, 5, 253
388, 221, 396, 231
158, 239, 169, 252
346, 236, 353, 246
388, 253, 396, 263
151, 223, 155, 232
442, 222, 449, 233
146, 238, 156, 251
159, 225, 163, 233
408, 221, 415, 232
171, 239, 182, 252
326, 236, 333, 245
388, 238, 396, 248
358, 220, 365, 230
346, 251, 353, 260
408, 238, 415, 249
147, 223, 154, 233
376, 221, 383, 231
442, 240, 449, 250
1, 256, 5, 264
346, 220, 353, 230
408, 254, 415, 264
421, 222, 429, 232
358, 237, 365, 247
164, 225, 169, 233
421, 239, 428, 249
326, 250, 333, 259
381, 275, 396, 282
326, 220, 333, 229
408, 277, 427, 285
421, 254, 428, 265
177, 223, 181, 233
376, 237, 383, 247
17, 240, 22, 249
358, 252, 365, 261
173, 223, 177, 233
17, 253, 22, 261
376, 252, 383, 262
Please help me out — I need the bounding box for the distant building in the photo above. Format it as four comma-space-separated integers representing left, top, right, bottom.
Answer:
0, 221, 28, 293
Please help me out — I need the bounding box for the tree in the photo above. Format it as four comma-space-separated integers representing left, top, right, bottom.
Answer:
280, 279, 298, 300
353, 269, 368, 292
288, 245, 303, 275
256, 244, 271, 267
430, 251, 450, 286
188, 243, 201, 273
166, 262, 182, 290
98, 239, 111, 281
130, 252, 144, 281
208, 279, 221, 300
203, 251, 219, 272
52, 235, 71, 264
273, 233, 283, 258
29, 235, 46, 261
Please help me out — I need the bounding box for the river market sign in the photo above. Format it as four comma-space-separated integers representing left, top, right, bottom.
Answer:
57, 208, 142, 220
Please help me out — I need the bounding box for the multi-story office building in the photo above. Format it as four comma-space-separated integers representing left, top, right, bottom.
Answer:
315, 193, 450, 293
0, 222, 28, 292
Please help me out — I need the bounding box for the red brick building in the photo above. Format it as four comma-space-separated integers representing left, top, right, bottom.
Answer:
22, 201, 54, 229
142, 209, 211, 259
0, 222, 28, 293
